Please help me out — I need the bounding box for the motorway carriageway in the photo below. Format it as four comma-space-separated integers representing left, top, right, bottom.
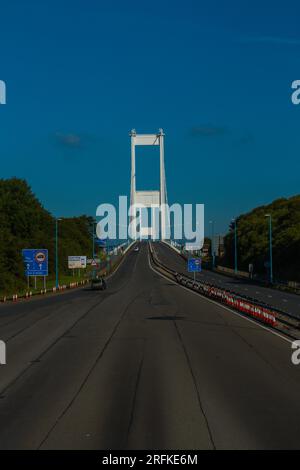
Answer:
156, 242, 300, 319
0, 242, 300, 449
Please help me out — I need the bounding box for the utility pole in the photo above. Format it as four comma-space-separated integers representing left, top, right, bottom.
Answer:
209, 220, 215, 269
92, 219, 98, 279
92, 219, 97, 258
55, 218, 62, 288
265, 214, 273, 284
232, 218, 238, 275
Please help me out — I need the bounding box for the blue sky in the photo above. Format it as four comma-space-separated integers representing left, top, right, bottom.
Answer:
0, 0, 299, 234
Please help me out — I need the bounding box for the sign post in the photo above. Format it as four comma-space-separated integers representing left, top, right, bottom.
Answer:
22, 249, 48, 289
188, 258, 202, 281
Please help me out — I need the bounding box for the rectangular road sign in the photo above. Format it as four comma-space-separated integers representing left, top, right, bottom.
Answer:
94, 239, 106, 247
22, 249, 48, 276
68, 256, 87, 269
188, 258, 202, 273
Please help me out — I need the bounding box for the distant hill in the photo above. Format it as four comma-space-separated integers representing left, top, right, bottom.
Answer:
221, 195, 300, 282
0, 178, 94, 292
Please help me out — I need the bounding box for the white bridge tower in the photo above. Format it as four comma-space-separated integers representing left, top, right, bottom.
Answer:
130, 129, 168, 240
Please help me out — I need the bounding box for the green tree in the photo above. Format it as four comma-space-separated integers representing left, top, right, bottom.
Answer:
0, 178, 94, 293
221, 195, 300, 281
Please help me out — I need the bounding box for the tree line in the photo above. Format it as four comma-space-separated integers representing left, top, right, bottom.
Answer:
0, 178, 94, 292
221, 195, 300, 282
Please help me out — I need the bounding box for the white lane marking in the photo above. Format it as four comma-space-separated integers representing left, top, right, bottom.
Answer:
148, 252, 293, 345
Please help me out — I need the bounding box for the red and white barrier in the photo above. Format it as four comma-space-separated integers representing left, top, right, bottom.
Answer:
176, 275, 277, 327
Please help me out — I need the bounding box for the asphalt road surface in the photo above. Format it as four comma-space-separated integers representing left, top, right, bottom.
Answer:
0, 242, 300, 450
155, 242, 300, 319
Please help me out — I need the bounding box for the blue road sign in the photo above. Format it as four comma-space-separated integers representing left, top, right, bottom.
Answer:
22, 249, 48, 276
94, 238, 106, 247
188, 258, 202, 273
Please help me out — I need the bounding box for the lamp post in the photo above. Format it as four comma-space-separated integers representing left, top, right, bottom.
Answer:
232, 218, 238, 275
209, 220, 215, 269
55, 218, 62, 289
106, 247, 110, 274
92, 227, 95, 259
265, 214, 273, 284
92, 219, 97, 258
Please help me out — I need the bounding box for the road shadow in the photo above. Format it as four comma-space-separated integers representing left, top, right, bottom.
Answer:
146, 315, 185, 321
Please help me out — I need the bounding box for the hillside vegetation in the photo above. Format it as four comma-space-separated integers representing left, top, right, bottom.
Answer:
0, 178, 94, 293
221, 195, 300, 282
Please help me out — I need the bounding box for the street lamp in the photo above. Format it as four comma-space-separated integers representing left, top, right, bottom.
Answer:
232, 218, 238, 275
91, 219, 98, 280
92, 219, 97, 258
55, 218, 62, 289
265, 214, 273, 284
209, 220, 215, 269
